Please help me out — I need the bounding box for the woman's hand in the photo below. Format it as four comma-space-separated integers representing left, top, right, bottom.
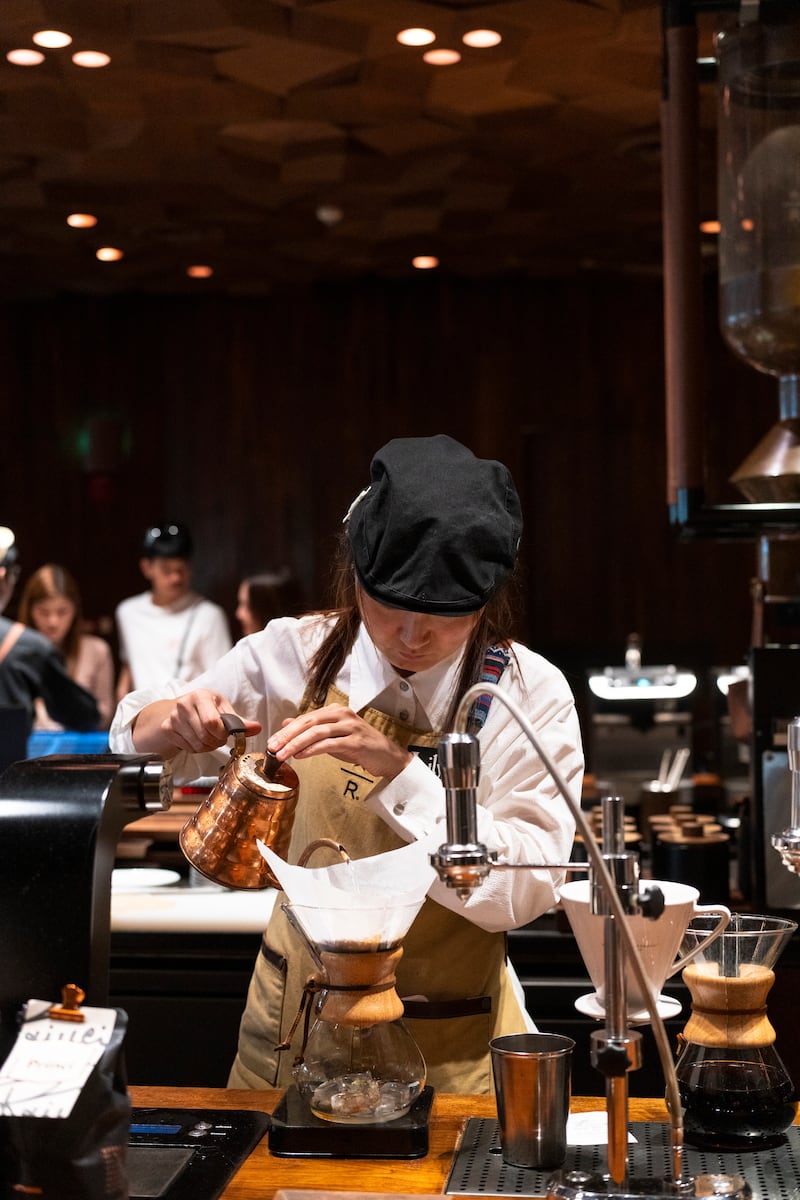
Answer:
131, 689, 261, 755
269, 703, 412, 781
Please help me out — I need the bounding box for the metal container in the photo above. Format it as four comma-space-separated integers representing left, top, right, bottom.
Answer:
179, 713, 299, 890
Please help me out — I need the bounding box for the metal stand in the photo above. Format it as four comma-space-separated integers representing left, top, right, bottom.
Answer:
431, 684, 751, 1200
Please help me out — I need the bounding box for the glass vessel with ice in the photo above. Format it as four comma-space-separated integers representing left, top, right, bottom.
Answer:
284, 901, 427, 1124
293, 1017, 426, 1124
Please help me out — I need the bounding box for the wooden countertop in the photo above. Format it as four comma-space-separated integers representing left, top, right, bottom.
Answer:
129, 1087, 671, 1200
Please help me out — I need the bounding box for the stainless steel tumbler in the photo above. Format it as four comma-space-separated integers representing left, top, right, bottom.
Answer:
490, 1032, 574, 1170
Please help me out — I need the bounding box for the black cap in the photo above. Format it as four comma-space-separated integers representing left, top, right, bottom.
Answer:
141, 523, 194, 559
0, 526, 17, 569
347, 435, 522, 615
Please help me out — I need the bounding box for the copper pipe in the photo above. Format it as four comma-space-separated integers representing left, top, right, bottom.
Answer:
661, 13, 706, 506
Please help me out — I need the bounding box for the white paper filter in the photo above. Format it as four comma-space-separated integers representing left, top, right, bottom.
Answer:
257, 838, 436, 946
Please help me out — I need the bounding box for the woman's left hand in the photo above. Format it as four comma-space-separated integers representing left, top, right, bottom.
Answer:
268, 703, 412, 781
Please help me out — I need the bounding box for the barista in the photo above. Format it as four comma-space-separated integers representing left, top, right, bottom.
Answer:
109, 435, 584, 1093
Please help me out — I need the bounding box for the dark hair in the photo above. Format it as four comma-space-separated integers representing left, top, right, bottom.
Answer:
18, 564, 83, 666
304, 530, 521, 727
243, 570, 302, 627
142, 523, 193, 559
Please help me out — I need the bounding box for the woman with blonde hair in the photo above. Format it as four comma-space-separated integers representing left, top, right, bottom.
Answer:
18, 564, 115, 730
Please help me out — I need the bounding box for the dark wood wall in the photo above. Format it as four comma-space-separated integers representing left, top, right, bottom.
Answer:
0, 271, 777, 714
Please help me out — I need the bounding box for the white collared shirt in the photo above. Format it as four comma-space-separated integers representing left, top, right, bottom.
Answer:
347, 622, 467, 731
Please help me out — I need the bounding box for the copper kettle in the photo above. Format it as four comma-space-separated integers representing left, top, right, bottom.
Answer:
179, 713, 299, 890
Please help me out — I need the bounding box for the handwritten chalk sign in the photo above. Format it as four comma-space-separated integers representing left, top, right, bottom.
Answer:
0, 999, 118, 1118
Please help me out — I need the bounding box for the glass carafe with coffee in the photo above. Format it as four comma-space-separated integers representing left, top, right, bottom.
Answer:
675, 913, 798, 1150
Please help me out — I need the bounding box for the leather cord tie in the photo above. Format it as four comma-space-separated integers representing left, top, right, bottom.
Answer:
274, 975, 322, 1054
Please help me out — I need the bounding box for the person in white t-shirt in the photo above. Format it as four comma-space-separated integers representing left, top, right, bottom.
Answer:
115, 522, 232, 700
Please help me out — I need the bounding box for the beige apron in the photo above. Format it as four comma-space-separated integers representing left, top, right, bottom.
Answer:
228, 685, 528, 1094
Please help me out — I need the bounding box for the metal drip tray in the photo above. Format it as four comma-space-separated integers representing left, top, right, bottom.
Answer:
445, 1118, 800, 1200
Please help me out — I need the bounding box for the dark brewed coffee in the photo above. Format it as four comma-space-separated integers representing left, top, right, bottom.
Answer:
679, 1059, 797, 1151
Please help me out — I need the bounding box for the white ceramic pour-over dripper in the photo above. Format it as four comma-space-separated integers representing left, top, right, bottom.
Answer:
560, 879, 731, 1022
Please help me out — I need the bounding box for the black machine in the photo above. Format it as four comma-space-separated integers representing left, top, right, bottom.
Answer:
0, 753, 172, 1058
749, 646, 800, 911
0, 755, 274, 1200
128, 1107, 269, 1200
267, 1084, 434, 1158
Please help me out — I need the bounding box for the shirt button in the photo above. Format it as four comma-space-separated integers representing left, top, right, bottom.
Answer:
399, 709, 409, 722
399, 680, 410, 692
393, 802, 406, 815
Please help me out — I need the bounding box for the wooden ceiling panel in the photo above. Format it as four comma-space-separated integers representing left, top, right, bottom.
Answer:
219, 118, 346, 160
426, 61, 559, 120
279, 151, 348, 184
129, 0, 244, 39
285, 82, 420, 126
0, 0, 725, 293
216, 35, 361, 96
351, 118, 464, 157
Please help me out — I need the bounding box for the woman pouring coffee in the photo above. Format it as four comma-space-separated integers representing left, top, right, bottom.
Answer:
109, 434, 583, 1093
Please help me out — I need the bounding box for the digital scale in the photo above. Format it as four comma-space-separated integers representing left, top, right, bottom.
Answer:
267, 1084, 435, 1158
128, 1108, 270, 1200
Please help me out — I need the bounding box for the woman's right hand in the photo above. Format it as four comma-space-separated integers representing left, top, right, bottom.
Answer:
131, 689, 262, 755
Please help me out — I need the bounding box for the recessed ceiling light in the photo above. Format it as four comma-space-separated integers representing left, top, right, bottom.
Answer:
462, 29, 501, 48
423, 49, 460, 66
316, 205, 343, 227
397, 28, 435, 47
72, 50, 110, 68
67, 213, 97, 228
412, 255, 439, 270
33, 30, 73, 49
96, 246, 123, 262
6, 48, 45, 66
186, 265, 213, 279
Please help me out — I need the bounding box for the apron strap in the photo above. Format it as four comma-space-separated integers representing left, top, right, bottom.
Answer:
466, 644, 511, 733
401, 995, 491, 1019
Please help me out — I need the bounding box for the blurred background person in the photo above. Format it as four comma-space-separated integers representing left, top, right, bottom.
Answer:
17, 563, 115, 730
0, 529, 98, 769
116, 522, 232, 700
235, 568, 302, 637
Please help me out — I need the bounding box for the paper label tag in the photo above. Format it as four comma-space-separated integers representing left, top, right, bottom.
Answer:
0, 999, 118, 1118
566, 1111, 637, 1145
